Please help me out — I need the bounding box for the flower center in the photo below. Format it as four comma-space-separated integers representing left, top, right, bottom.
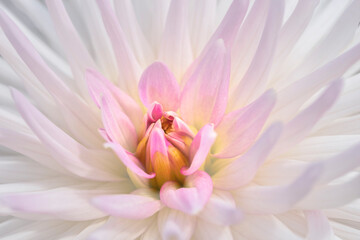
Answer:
135, 103, 194, 189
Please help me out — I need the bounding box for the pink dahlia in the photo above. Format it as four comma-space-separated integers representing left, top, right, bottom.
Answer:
0, 0, 359, 239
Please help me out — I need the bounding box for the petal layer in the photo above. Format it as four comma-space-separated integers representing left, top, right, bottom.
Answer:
160, 171, 213, 214
138, 62, 180, 111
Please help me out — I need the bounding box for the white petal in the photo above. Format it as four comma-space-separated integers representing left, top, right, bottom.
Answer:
297, 174, 360, 209
234, 164, 322, 214
305, 211, 335, 240
158, 208, 196, 240
232, 215, 302, 240
88, 216, 152, 240
230, 0, 284, 108
159, 0, 193, 80
193, 219, 234, 240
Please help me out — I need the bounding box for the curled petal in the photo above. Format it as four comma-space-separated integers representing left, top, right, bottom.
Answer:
105, 142, 155, 179
160, 171, 213, 214
181, 124, 217, 176
139, 62, 180, 111
100, 94, 137, 151
91, 194, 162, 219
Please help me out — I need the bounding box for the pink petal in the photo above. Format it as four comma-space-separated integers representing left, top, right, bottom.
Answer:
214, 89, 276, 158
86, 69, 143, 131
180, 40, 230, 128
160, 171, 213, 214
172, 117, 195, 138
85, 69, 113, 108
139, 62, 180, 111
212, 122, 283, 190
100, 94, 137, 151
305, 211, 334, 240
148, 122, 169, 158
96, 0, 141, 99
91, 194, 162, 219
234, 163, 323, 214
181, 124, 217, 176
105, 142, 155, 179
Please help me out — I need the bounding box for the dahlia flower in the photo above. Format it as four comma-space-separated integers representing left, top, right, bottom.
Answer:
0, 0, 359, 239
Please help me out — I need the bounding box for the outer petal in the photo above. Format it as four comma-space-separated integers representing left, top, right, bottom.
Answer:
88, 216, 152, 240
199, 190, 243, 226
96, 0, 141, 99
91, 194, 162, 219
233, 163, 323, 214
212, 122, 283, 190
160, 171, 213, 214
180, 40, 230, 128
158, 0, 193, 80
0, 183, 132, 221
181, 124, 217, 176
213, 89, 276, 158
158, 208, 196, 240
271, 79, 343, 157
0, 9, 101, 141
204, 0, 249, 50
305, 211, 335, 240
11, 89, 122, 182
296, 174, 360, 209
230, 0, 284, 108
138, 62, 180, 111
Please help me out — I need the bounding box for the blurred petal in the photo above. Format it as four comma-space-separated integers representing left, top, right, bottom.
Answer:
305, 211, 334, 240
91, 194, 161, 219
158, 208, 196, 240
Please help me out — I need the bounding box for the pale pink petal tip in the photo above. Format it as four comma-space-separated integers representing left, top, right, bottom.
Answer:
160, 171, 213, 214
139, 62, 180, 111
181, 124, 217, 176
